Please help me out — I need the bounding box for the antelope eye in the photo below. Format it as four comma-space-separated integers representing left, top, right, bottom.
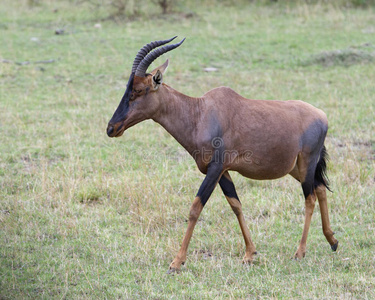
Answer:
130, 89, 141, 101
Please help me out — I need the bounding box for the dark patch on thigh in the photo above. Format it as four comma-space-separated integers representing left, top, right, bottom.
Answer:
299, 119, 328, 198
301, 154, 320, 198
302, 180, 314, 199
300, 119, 328, 152
219, 175, 239, 200
196, 162, 223, 206
196, 113, 226, 206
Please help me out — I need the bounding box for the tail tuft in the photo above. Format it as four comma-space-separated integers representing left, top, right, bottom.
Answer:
314, 146, 332, 192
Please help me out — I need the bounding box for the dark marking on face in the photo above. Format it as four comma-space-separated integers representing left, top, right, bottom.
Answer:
108, 73, 135, 128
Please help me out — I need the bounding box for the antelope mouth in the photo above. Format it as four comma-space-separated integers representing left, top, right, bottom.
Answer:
107, 123, 125, 138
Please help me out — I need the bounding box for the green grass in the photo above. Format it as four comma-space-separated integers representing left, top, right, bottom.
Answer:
1, 1, 374, 299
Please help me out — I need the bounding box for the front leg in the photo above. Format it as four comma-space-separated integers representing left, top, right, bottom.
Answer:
168, 162, 223, 274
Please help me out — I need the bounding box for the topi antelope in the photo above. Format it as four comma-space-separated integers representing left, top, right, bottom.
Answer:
107, 37, 338, 273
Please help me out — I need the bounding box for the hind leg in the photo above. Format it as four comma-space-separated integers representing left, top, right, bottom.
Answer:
315, 185, 338, 251
294, 153, 318, 259
294, 189, 317, 259
219, 171, 257, 264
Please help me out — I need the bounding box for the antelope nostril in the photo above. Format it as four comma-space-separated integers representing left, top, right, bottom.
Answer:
107, 126, 114, 137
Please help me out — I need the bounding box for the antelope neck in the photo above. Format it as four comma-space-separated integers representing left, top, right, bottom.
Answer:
152, 84, 203, 156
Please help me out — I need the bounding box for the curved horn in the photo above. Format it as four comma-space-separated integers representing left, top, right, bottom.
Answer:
135, 38, 185, 77
131, 36, 177, 74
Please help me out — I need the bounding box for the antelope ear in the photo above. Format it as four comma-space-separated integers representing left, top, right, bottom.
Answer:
152, 70, 163, 90
150, 59, 169, 75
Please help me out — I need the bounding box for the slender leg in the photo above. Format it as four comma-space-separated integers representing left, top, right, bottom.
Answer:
219, 171, 257, 264
294, 152, 317, 259
168, 196, 203, 273
315, 185, 338, 251
294, 191, 316, 259
168, 163, 223, 274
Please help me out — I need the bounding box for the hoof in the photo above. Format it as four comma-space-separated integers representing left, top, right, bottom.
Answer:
168, 258, 184, 274
331, 241, 339, 252
242, 258, 253, 265
293, 252, 305, 260
242, 251, 257, 264
167, 267, 181, 275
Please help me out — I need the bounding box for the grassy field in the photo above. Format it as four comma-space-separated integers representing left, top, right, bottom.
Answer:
1, 1, 374, 298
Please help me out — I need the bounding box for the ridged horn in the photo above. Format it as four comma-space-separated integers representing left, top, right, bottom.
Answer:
131, 36, 177, 74
135, 38, 185, 77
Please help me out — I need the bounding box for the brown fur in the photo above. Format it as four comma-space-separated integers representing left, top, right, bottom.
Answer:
120, 76, 327, 178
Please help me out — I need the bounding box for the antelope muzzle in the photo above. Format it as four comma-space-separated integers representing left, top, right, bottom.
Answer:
106, 122, 125, 138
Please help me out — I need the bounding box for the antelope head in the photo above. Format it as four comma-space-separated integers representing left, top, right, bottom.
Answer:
107, 36, 185, 137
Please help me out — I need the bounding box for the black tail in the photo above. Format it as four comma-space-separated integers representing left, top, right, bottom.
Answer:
314, 145, 332, 192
